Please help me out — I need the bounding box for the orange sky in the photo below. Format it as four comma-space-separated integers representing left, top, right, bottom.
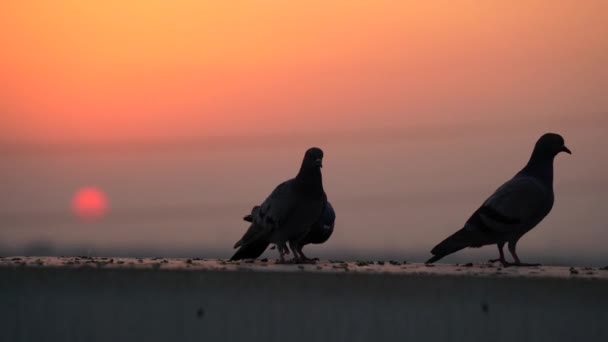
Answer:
1, 1, 606, 141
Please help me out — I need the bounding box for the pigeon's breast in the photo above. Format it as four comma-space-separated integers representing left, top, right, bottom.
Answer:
303, 223, 334, 245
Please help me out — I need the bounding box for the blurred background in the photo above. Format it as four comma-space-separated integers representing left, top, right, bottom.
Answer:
1, 1, 606, 265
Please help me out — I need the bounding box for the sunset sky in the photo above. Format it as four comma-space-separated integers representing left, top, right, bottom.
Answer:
1, 1, 606, 142
1, 1, 607, 264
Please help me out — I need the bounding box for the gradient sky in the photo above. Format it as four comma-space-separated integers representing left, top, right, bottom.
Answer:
1, 1, 607, 264
1, 1, 606, 141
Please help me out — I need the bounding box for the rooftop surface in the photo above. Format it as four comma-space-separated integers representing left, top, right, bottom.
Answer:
2, 256, 607, 280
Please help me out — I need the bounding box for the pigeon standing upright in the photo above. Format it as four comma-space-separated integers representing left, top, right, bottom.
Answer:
231, 147, 327, 263
426, 133, 571, 266
242, 201, 336, 260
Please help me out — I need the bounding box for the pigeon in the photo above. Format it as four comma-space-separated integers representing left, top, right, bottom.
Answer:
231, 147, 327, 263
242, 201, 336, 259
426, 133, 571, 266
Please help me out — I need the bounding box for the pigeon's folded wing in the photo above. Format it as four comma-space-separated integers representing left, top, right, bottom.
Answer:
475, 176, 551, 234
234, 181, 296, 248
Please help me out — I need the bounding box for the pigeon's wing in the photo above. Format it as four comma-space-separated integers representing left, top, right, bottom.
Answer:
234, 180, 296, 248
255, 180, 299, 229
474, 176, 552, 234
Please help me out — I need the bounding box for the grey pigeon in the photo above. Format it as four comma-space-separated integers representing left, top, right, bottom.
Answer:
231, 147, 327, 263
242, 201, 336, 260
426, 133, 571, 266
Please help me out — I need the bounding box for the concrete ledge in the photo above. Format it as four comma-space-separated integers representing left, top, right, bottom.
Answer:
1, 257, 607, 342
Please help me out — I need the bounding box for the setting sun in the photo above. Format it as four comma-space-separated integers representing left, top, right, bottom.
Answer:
71, 187, 108, 220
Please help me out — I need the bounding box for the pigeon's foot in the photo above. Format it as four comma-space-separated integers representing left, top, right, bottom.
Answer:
500, 261, 541, 268
298, 257, 317, 264
488, 258, 510, 267
487, 259, 513, 267
296, 252, 317, 264
511, 262, 541, 267
294, 247, 317, 264
285, 258, 303, 264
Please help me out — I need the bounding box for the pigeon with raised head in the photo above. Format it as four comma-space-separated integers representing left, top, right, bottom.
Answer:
242, 201, 336, 259
426, 133, 571, 266
231, 147, 327, 263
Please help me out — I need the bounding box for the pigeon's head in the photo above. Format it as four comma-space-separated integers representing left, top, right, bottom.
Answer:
534, 133, 572, 158
303, 147, 324, 168
242, 205, 260, 222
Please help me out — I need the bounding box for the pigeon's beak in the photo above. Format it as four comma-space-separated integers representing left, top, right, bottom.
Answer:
315, 158, 323, 168
561, 146, 572, 155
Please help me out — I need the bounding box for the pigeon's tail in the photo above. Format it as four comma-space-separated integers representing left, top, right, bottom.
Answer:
427, 226, 492, 264
230, 240, 270, 261
426, 254, 445, 264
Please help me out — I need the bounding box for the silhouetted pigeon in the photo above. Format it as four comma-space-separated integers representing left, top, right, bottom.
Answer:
231, 147, 327, 263
242, 201, 336, 259
426, 133, 571, 266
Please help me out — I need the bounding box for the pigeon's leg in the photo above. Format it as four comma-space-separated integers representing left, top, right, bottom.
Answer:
271, 245, 290, 254
295, 246, 317, 264
276, 242, 288, 264
288, 241, 301, 263
507, 241, 540, 267
488, 242, 510, 266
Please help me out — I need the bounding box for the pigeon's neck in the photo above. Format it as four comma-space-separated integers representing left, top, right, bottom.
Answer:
295, 166, 324, 197
520, 152, 555, 187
